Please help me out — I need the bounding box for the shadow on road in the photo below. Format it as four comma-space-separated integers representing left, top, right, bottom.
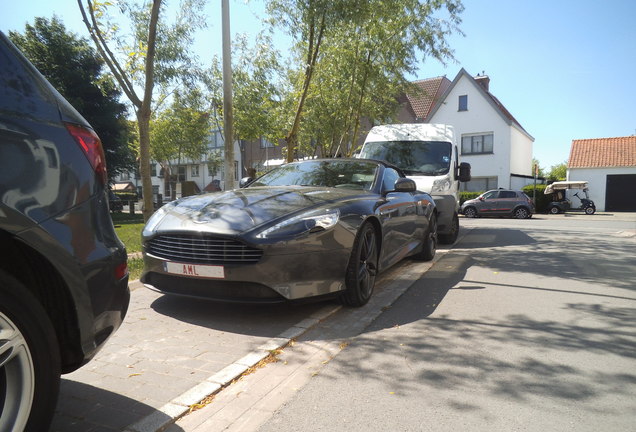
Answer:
149, 294, 335, 338
52, 379, 185, 432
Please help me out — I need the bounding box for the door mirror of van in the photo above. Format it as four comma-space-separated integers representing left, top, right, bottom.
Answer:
457, 162, 471, 182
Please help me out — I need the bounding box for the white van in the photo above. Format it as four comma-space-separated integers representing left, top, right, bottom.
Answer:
358, 123, 471, 244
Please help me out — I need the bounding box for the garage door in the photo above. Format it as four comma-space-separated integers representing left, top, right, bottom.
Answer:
606, 174, 636, 211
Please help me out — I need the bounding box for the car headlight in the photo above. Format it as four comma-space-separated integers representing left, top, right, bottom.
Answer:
142, 203, 174, 236
256, 208, 340, 239
431, 178, 451, 193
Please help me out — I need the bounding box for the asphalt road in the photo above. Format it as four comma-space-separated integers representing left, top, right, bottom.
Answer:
172, 213, 636, 432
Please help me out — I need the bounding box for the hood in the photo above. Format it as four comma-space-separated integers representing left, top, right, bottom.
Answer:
150, 186, 362, 235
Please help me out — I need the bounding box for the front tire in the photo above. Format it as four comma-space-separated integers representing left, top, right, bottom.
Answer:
340, 222, 378, 307
438, 212, 459, 245
0, 271, 61, 432
549, 206, 560, 214
585, 206, 595, 215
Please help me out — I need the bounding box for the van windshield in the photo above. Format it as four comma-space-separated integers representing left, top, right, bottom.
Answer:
360, 141, 452, 176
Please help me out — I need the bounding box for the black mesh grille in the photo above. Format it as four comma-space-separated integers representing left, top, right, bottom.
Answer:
146, 234, 263, 265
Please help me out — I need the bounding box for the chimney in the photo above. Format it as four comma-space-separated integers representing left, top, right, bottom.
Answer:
475, 73, 490, 92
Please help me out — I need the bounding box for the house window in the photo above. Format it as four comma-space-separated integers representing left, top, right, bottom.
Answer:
177, 166, 186, 182
191, 165, 199, 177
461, 133, 494, 155
121, 171, 130, 181
458, 95, 468, 111
150, 163, 156, 177
234, 161, 239, 181
461, 176, 498, 192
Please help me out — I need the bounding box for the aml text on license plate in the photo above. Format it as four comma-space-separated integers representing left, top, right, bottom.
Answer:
164, 262, 225, 279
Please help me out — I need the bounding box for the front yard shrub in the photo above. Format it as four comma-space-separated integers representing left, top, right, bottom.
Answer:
460, 191, 481, 205
523, 184, 550, 213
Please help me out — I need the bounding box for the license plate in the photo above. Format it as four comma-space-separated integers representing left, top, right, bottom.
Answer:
164, 262, 225, 279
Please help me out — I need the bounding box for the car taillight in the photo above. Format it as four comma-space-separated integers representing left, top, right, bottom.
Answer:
115, 261, 128, 280
65, 122, 107, 185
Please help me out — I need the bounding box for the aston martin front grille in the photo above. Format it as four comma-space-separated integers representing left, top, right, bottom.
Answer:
146, 234, 263, 265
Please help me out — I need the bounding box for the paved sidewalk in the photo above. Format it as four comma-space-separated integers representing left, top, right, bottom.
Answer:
51, 282, 338, 432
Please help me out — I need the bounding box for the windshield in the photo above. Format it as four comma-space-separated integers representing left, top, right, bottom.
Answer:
249, 160, 379, 190
360, 140, 451, 176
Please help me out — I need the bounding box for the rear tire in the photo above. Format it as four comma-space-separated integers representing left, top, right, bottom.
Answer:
0, 271, 61, 432
463, 207, 477, 218
340, 223, 378, 307
438, 212, 459, 245
585, 206, 595, 215
513, 207, 529, 219
549, 206, 560, 214
413, 213, 437, 261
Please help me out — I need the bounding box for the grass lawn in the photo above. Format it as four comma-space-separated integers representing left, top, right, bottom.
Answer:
111, 212, 145, 280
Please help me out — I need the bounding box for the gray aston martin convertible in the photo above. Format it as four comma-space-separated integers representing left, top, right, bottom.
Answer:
140, 158, 437, 307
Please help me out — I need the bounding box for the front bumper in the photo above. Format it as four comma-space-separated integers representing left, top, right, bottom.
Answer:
141, 242, 351, 302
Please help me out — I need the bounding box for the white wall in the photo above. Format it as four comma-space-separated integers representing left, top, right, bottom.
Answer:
510, 125, 533, 177
568, 166, 636, 211
429, 73, 532, 189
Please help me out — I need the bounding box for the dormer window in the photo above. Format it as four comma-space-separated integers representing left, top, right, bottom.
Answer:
458, 95, 468, 111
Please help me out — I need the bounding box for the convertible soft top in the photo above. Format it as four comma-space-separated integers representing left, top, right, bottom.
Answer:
544, 181, 589, 194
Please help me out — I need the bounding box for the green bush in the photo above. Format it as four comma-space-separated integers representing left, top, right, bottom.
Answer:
114, 191, 138, 202
459, 191, 482, 205
522, 184, 550, 213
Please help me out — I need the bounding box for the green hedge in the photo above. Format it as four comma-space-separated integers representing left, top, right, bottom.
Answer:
459, 191, 481, 205
522, 184, 550, 213
114, 191, 138, 202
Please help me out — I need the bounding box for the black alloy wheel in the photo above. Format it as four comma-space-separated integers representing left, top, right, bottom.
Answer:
341, 222, 378, 307
413, 213, 437, 261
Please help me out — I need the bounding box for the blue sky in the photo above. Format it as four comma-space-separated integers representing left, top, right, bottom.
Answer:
2, 0, 635, 169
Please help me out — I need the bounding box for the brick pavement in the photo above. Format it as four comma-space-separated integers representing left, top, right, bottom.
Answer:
50, 282, 338, 432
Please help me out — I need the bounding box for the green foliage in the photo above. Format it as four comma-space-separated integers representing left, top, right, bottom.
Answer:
265, 0, 465, 159
9, 17, 135, 180
547, 162, 567, 181
522, 184, 551, 213
113, 191, 138, 202
151, 88, 211, 164
459, 191, 481, 205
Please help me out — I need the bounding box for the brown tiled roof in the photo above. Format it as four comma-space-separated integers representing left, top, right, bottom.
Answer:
406, 76, 451, 121
569, 136, 636, 168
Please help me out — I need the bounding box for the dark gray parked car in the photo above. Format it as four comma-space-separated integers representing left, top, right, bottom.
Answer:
0, 32, 129, 431
461, 189, 534, 219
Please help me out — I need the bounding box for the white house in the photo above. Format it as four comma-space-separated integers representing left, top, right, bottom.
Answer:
567, 136, 636, 211
422, 69, 535, 192
115, 128, 242, 200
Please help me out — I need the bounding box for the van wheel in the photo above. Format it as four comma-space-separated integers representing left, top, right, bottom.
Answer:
549, 206, 560, 214
438, 212, 458, 244
0, 271, 60, 432
585, 206, 595, 215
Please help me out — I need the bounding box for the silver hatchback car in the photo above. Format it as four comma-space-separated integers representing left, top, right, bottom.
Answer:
461, 189, 534, 219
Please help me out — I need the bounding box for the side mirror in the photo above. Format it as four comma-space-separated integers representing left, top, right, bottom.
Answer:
479, 196, 484, 201
392, 178, 417, 193
239, 177, 254, 188
457, 162, 471, 182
